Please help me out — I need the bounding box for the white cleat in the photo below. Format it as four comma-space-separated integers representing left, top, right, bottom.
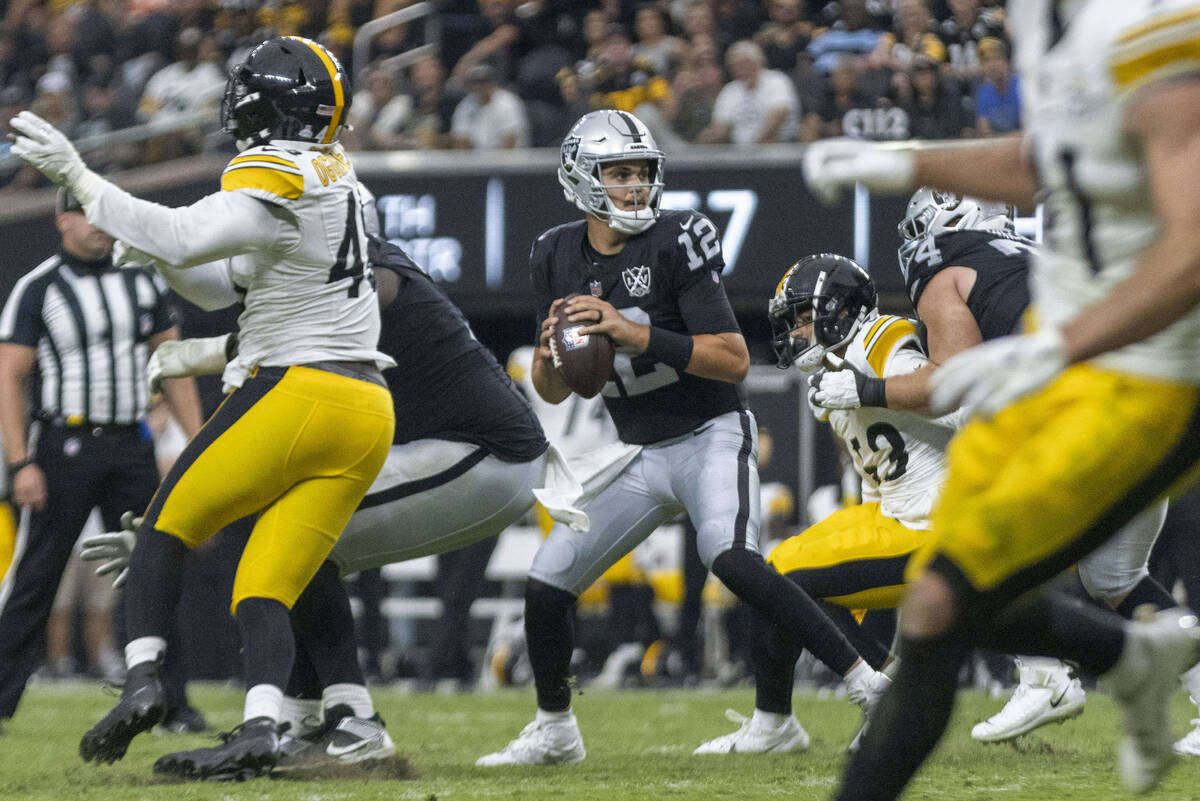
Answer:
273, 715, 396, 773
693, 709, 810, 754
1106, 608, 1200, 793
972, 658, 1086, 743
1173, 710, 1200, 757
845, 668, 891, 752
476, 714, 586, 766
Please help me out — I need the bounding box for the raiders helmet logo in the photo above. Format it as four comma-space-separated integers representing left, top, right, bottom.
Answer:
621, 265, 651, 297
561, 136, 581, 170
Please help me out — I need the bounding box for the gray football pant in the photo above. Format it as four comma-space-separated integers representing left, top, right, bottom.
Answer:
529, 409, 760, 596
329, 439, 547, 576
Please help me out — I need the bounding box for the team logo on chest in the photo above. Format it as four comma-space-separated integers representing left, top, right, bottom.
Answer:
621, 265, 651, 297
589, 279, 603, 297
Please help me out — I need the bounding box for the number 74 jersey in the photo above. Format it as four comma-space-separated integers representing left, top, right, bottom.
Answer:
220, 141, 392, 384
1013, 0, 1200, 381
823, 315, 966, 530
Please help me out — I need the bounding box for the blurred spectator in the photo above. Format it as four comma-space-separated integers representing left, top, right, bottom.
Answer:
807, 0, 885, 74
800, 55, 877, 141
710, 0, 763, 51
939, 0, 1004, 89
754, 0, 813, 73
451, 0, 522, 84
345, 62, 408, 150
897, 55, 971, 139
974, 36, 1020, 135
632, 4, 684, 78
580, 7, 614, 63
680, 0, 729, 55
44, 535, 122, 682
670, 38, 723, 142
697, 39, 798, 145
450, 63, 530, 148
586, 24, 681, 148
363, 55, 462, 150
136, 27, 225, 160
878, 0, 946, 72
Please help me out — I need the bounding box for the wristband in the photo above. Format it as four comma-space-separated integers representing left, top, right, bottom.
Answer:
645, 326, 694, 371
7, 457, 34, 475
857, 373, 888, 408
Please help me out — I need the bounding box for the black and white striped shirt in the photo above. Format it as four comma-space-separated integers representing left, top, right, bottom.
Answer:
0, 250, 177, 425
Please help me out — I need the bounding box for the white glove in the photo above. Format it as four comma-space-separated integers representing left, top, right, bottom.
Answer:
148, 334, 231, 393
9, 111, 103, 203
806, 373, 831, 422
929, 329, 1067, 417
79, 511, 140, 589
112, 241, 160, 271
808, 364, 887, 410
803, 138, 917, 204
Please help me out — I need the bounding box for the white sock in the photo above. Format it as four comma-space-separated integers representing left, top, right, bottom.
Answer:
1181, 662, 1200, 703
244, 684, 283, 723
751, 709, 791, 729
280, 696, 322, 736
124, 636, 166, 670
843, 658, 874, 689
322, 683, 374, 720
536, 707, 573, 725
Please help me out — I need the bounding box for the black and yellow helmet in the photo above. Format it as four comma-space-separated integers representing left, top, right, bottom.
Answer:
221, 36, 350, 150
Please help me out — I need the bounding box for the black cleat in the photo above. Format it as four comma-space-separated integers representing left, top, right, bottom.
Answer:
79, 661, 165, 764
153, 716, 280, 781
158, 705, 211, 735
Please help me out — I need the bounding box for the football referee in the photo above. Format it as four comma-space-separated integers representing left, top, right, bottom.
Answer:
0, 189, 204, 731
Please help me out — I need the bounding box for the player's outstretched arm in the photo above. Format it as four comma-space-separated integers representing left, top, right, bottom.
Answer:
804, 135, 1038, 207
1059, 80, 1200, 364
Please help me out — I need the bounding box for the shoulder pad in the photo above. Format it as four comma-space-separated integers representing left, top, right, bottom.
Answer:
1111, 2, 1200, 95
860, 315, 921, 378
221, 146, 305, 200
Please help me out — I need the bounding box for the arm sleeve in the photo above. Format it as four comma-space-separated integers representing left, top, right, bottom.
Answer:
530, 235, 553, 335
83, 182, 290, 269
155, 260, 240, 312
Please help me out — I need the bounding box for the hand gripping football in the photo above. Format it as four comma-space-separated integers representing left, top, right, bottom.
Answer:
549, 294, 616, 398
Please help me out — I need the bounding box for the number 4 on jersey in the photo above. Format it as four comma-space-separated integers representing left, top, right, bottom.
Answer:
328, 191, 373, 297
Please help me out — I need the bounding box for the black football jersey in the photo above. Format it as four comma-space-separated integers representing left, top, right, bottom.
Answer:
900, 229, 1033, 341
530, 209, 746, 445
370, 236, 548, 462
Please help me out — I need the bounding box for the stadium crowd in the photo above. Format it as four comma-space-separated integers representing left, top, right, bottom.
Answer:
0, 0, 1015, 190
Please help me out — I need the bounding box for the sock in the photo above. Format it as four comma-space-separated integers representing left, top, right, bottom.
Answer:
980, 589, 1126, 675
286, 640, 323, 700
322, 683, 374, 720
280, 696, 322, 736
525, 579, 578, 713
124, 636, 166, 671
535, 707, 573, 724
289, 560, 366, 687
235, 597, 296, 689
244, 683, 283, 723
834, 631, 969, 801
124, 526, 187, 641
751, 610, 803, 715
711, 549, 859, 676
751, 709, 791, 728
1114, 575, 1177, 618
1182, 662, 1200, 702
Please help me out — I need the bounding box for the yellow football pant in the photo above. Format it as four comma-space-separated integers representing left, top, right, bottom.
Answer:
768, 502, 930, 609
144, 366, 394, 612
909, 364, 1200, 604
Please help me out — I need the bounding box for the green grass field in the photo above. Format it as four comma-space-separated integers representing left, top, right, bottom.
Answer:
3, 681, 1199, 801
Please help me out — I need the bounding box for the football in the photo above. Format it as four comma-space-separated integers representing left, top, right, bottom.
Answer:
549, 294, 616, 398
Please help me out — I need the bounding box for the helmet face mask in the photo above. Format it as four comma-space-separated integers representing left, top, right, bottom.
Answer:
769, 254, 877, 373
559, 110, 665, 235
221, 36, 350, 151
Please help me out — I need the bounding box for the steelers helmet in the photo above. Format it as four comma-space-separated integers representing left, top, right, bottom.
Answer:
769, 253, 877, 372
221, 36, 351, 151
558, 110, 665, 235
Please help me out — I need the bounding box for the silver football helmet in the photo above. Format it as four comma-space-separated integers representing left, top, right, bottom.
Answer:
558, 110, 665, 235
897, 187, 1014, 275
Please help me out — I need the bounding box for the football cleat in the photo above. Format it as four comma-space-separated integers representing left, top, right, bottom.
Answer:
693, 709, 810, 754
79, 661, 165, 763
971, 658, 1086, 743
153, 716, 280, 781
1106, 608, 1200, 793
272, 712, 396, 772
476, 714, 586, 766
158, 704, 211, 735
1174, 718, 1200, 756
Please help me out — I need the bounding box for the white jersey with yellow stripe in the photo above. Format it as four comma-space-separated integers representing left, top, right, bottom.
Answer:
827, 314, 962, 529
1013, 0, 1200, 382
80, 139, 393, 389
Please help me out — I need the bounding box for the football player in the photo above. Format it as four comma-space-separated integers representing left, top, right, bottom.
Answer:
802, 1, 1200, 797
11, 37, 397, 780
91, 232, 555, 771
476, 110, 890, 767
695, 254, 961, 755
